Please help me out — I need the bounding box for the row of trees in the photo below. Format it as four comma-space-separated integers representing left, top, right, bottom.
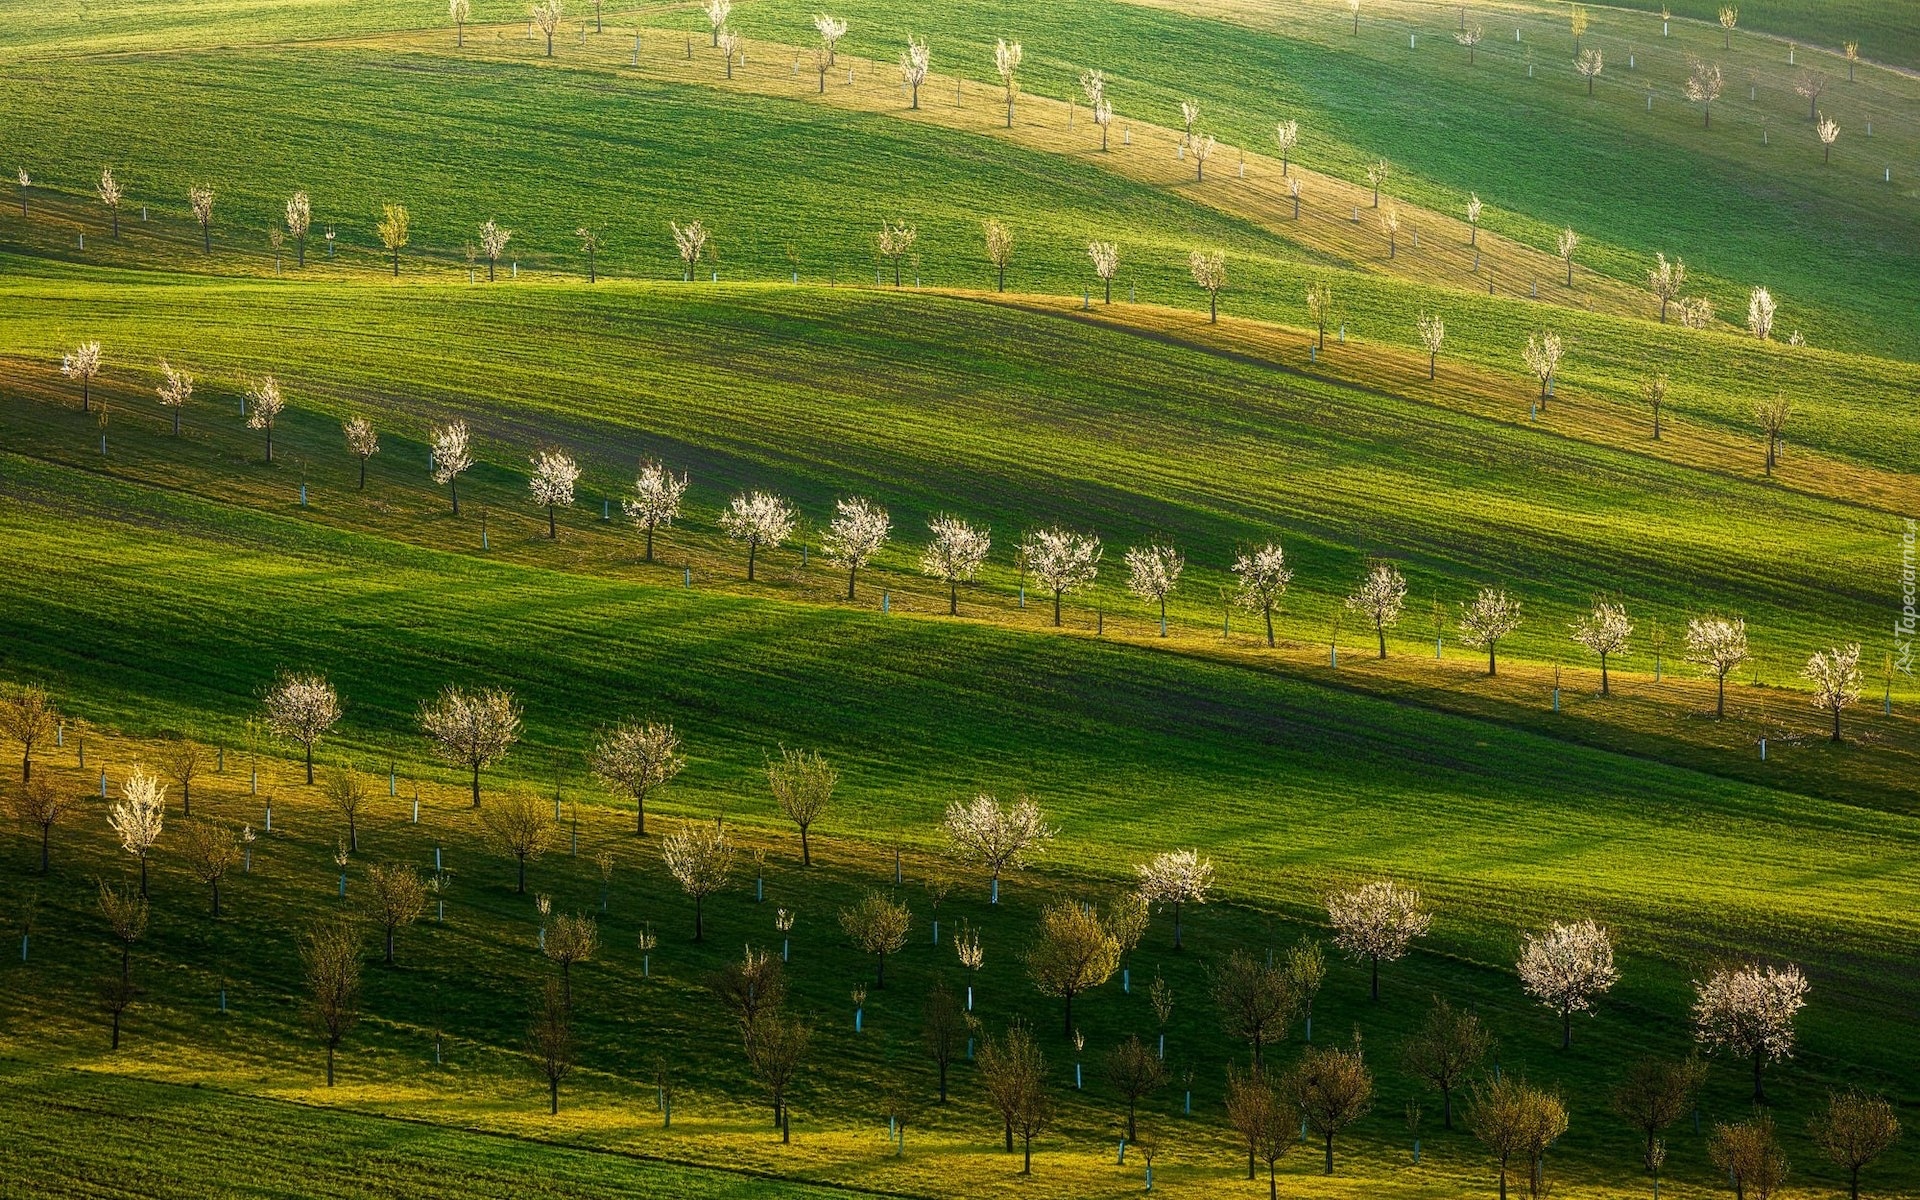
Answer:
19, 743, 1899, 1195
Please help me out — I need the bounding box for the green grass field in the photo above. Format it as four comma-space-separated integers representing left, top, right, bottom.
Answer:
1, 0, 1916, 1196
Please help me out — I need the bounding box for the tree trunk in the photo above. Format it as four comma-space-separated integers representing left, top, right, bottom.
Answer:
694, 895, 704, 941
636, 790, 647, 835
1443, 1086, 1453, 1129
949, 580, 958, 616
748, 541, 757, 581
1563, 1006, 1572, 1048
644, 523, 656, 561
1063, 990, 1074, 1037
1371, 954, 1380, 1000
211, 878, 221, 917
1378, 624, 1387, 658
938, 1059, 948, 1102
472, 761, 482, 807
548, 504, 557, 539
876, 951, 886, 988
392, 248, 400, 276
517, 853, 527, 893
203, 224, 211, 254
1172, 901, 1183, 949
1324, 1132, 1334, 1174
266, 427, 274, 463
1488, 644, 1498, 676
40, 822, 51, 873
800, 824, 811, 866
1022, 1132, 1031, 1173
847, 565, 857, 601
550, 1077, 559, 1114
1832, 705, 1842, 742
1210, 292, 1218, 322
450, 478, 459, 515
1263, 604, 1274, 648
1752, 1050, 1765, 1103
1053, 590, 1062, 627
112, 1010, 121, 1050
1600, 655, 1610, 695
326, 1042, 335, 1087
1716, 674, 1726, 717
358, 457, 367, 489
386, 926, 395, 964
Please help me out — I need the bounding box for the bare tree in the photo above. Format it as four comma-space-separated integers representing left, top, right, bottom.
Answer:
983, 219, 1014, 291
1027, 900, 1120, 1035
108, 771, 166, 898
719, 491, 796, 581
1283, 1040, 1374, 1174
264, 672, 341, 785
450, 0, 471, 46
1233, 542, 1292, 647
245, 376, 285, 463
1189, 250, 1225, 320
1678, 294, 1716, 330
1710, 1112, 1789, 1200
1684, 56, 1724, 128
920, 514, 992, 614
1517, 919, 1619, 1048
876, 223, 916, 287
1088, 240, 1119, 303
1684, 615, 1749, 717
1803, 643, 1862, 742
97, 881, 147, 1047
286, 191, 311, 266
1224, 1066, 1289, 1190
1021, 527, 1101, 627
1306, 282, 1333, 349
1125, 541, 1183, 635
1327, 879, 1431, 1000
430, 419, 473, 514
532, 0, 562, 55
61, 341, 103, 413
1346, 562, 1407, 657
1694, 962, 1809, 1102
179, 818, 241, 916
1809, 1089, 1901, 1200
1611, 1056, 1707, 1177
1790, 68, 1829, 121
923, 976, 964, 1102
592, 720, 684, 835
1571, 599, 1632, 694
743, 1010, 811, 1141
1404, 996, 1492, 1129
0, 682, 58, 783
189, 184, 215, 253
823, 497, 890, 600
375, 203, 410, 276
97, 166, 123, 237
323, 766, 370, 851
527, 978, 574, 1113
978, 1020, 1053, 1171
662, 818, 734, 939
1103, 1034, 1166, 1143
480, 791, 554, 893
419, 685, 521, 806
1136, 848, 1212, 948
623, 461, 688, 561
1470, 1074, 1568, 1200
1574, 48, 1604, 95
1415, 313, 1444, 378
10, 776, 70, 873
343, 416, 378, 488
945, 793, 1052, 902
901, 36, 930, 109
840, 891, 912, 987
303, 919, 362, 1086
1459, 587, 1523, 675
364, 862, 426, 963
994, 38, 1023, 128
478, 218, 512, 282
543, 912, 598, 1006
1210, 949, 1297, 1067
768, 747, 836, 865
709, 943, 786, 1028
1748, 285, 1777, 340
528, 447, 579, 539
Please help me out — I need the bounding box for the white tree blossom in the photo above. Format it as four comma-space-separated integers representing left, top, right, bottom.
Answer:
1189, 134, 1216, 182
1189, 249, 1225, 320
719, 491, 796, 581
661, 818, 734, 940
532, 0, 562, 55
286, 191, 312, 266
156, 358, 193, 435
1683, 56, 1724, 128
822, 496, 891, 600
876, 222, 916, 286
1124, 541, 1183, 635
1816, 113, 1839, 163
430, 419, 473, 514
1273, 119, 1299, 174
1517, 919, 1619, 1047
1458, 586, 1522, 675
1021, 526, 1100, 627
901, 35, 930, 108
717, 27, 743, 78
994, 37, 1022, 128
1684, 615, 1749, 717
450, 0, 471, 45
705, 0, 731, 45
983, 219, 1014, 291
97, 166, 123, 237
1379, 202, 1401, 257
1135, 849, 1213, 949
1521, 331, 1563, 404
478, 218, 512, 281
1179, 99, 1199, 144
419, 685, 522, 807
264, 671, 342, 785
1416, 313, 1445, 379
1717, 4, 1738, 47
1327, 879, 1432, 1000
62, 341, 103, 413
671, 220, 709, 280
109, 769, 167, 897
943, 793, 1054, 902
246, 375, 285, 463
1456, 24, 1483, 63
1747, 286, 1776, 340
1365, 158, 1390, 206
1571, 599, 1632, 695
1232, 542, 1292, 648
812, 12, 847, 65
1574, 48, 1604, 95
1465, 193, 1483, 245
528, 447, 580, 539
1345, 562, 1407, 658
1647, 253, 1687, 322
1088, 240, 1119, 303
343, 416, 379, 489
591, 720, 684, 835
1678, 294, 1716, 330
1693, 963, 1809, 1102
1556, 227, 1580, 286
623, 460, 689, 561
921, 514, 992, 615
1803, 643, 1861, 742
